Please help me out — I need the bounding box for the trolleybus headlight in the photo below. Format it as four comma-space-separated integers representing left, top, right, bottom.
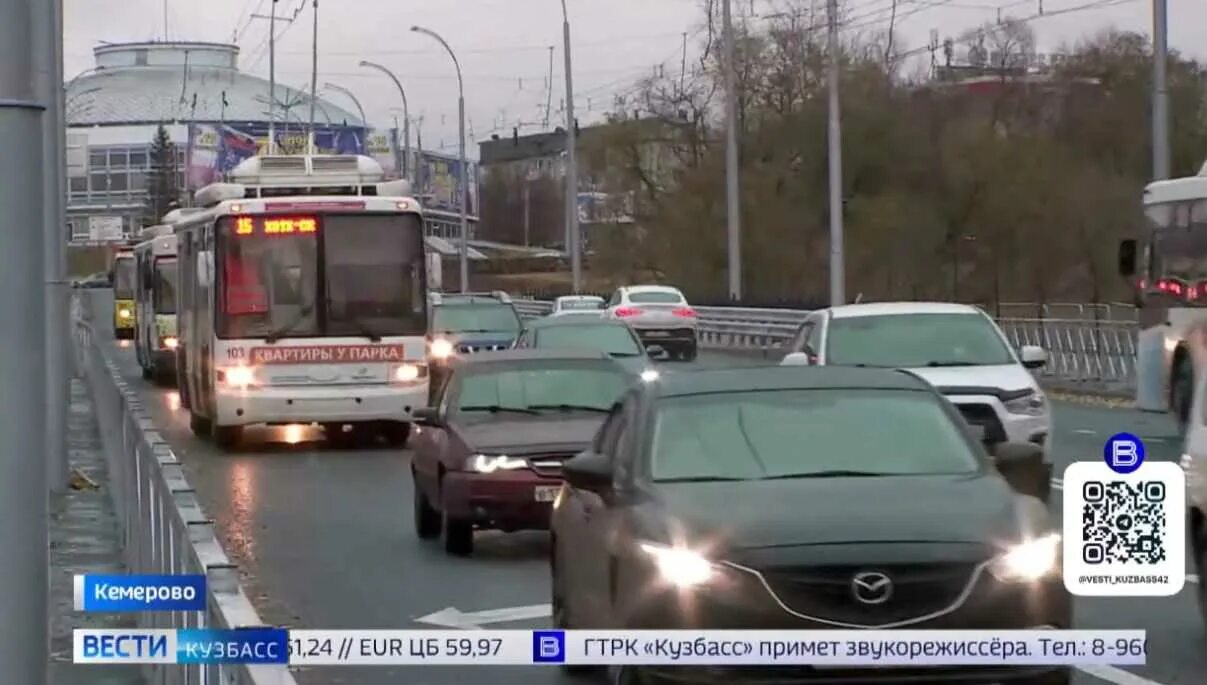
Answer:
429, 338, 455, 360
391, 362, 426, 382
161, 336, 179, 349
118, 308, 132, 319
219, 365, 257, 389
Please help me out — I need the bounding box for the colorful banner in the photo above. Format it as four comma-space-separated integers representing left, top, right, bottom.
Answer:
415, 152, 478, 215
187, 123, 368, 189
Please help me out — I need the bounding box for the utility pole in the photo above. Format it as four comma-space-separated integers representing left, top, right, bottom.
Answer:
561, 0, 581, 293
1, 0, 49, 680
544, 46, 554, 129
826, 0, 845, 306
308, 0, 318, 154
721, 0, 742, 301
1151, 0, 1170, 181
251, 0, 289, 153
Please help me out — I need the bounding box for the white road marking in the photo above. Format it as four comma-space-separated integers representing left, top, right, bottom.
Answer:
1077, 664, 1169, 685
414, 604, 551, 629
1074, 429, 1098, 435
1052, 478, 1063, 491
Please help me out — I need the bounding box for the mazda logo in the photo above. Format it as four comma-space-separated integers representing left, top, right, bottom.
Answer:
850, 571, 893, 605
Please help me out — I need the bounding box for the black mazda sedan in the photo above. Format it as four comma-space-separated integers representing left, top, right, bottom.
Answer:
550, 365, 1071, 685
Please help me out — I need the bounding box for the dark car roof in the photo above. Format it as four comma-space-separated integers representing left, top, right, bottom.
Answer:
525, 317, 627, 330
647, 365, 934, 398
448, 348, 616, 368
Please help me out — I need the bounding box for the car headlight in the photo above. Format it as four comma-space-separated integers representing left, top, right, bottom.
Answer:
989, 533, 1061, 582
161, 336, 179, 349
466, 454, 527, 473
640, 368, 660, 383
118, 308, 132, 319
429, 338, 454, 359
1004, 389, 1046, 416
639, 542, 718, 588
219, 365, 257, 389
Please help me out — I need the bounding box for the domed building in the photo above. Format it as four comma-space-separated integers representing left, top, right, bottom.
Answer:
65, 40, 366, 244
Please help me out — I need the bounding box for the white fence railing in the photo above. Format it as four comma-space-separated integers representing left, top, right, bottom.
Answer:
71, 294, 297, 685
513, 299, 1139, 392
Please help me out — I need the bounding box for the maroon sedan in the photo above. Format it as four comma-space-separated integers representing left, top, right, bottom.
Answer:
409, 348, 635, 556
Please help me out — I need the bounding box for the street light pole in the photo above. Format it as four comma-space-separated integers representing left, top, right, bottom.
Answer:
721, 0, 741, 301
826, 0, 845, 306
1, 0, 49, 678
1151, 0, 1170, 181
410, 26, 469, 293
358, 61, 411, 180
323, 82, 367, 130
308, 0, 318, 154
560, 0, 581, 293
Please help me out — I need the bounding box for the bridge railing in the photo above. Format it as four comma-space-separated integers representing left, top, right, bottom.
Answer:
71, 293, 297, 685
513, 298, 1139, 394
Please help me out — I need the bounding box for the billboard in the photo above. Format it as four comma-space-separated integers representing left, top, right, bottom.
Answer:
415, 152, 478, 216
186, 123, 368, 189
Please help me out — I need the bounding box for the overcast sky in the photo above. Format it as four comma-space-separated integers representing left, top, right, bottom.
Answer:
65, 0, 1204, 157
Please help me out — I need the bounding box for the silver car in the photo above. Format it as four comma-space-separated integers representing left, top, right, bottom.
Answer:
603, 285, 698, 360
550, 295, 606, 317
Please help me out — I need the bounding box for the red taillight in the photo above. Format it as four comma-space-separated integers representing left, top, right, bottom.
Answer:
614, 307, 642, 317
672, 307, 696, 318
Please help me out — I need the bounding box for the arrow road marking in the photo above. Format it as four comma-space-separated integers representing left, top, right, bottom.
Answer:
414, 604, 552, 629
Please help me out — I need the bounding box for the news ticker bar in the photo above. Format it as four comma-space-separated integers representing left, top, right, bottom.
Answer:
75, 629, 1147, 666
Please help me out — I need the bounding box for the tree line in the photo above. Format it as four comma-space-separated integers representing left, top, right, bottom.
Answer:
490, 4, 1207, 307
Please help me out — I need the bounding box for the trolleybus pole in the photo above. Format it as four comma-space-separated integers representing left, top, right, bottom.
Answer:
1, 0, 50, 678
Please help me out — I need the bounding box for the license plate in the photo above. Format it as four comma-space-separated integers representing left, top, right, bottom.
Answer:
643, 331, 671, 337
534, 486, 560, 502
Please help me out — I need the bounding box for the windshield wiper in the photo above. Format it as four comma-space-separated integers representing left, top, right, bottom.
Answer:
656, 476, 748, 483
264, 306, 314, 344
344, 318, 382, 343
923, 361, 978, 367
527, 403, 611, 413
761, 470, 887, 480
610, 352, 642, 358
459, 405, 541, 415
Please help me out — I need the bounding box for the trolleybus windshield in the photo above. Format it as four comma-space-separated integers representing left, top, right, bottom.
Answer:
1144, 199, 1207, 301
154, 259, 178, 314
113, 258, 136, 299
216, 213, 426, 340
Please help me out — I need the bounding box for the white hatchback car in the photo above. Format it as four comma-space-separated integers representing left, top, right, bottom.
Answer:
780, 302, 1054, 500
604, 285, 698, 360
550, 295, 606, 317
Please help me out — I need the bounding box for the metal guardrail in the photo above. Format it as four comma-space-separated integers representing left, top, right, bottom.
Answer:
71, 294, 297, 685
513, 299, 1140, 392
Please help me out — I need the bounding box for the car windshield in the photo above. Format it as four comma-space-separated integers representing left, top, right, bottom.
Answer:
629, 291, 684, 304
649, 389, 979, 482
433, 304, 521, 335
454, 361, 630, 416
153, 258, 178, 314
113, 258, 135, 298
825, 313, 1014, 367
216, 214, 426, 339
535, 324, 643, 356
559, 299, 604, 311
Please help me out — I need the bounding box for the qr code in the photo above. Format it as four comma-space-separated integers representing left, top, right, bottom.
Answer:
1081, 480, 1167, 565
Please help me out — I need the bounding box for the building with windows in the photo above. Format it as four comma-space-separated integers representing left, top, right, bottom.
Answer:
66, 40, 481, 249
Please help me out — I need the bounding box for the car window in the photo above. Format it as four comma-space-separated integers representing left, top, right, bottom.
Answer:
806, 317, 824, 352
535, 325, 642, 357
649, 389, 979, 482
597, 403, 629, 456
453, 362, 630, 416
628, 291, 684, 304
432, 304, 521, 335
825, 313, 1014, 367
791, 322, 814, 353
608, 290, 622, 307
611, 398, 641, 488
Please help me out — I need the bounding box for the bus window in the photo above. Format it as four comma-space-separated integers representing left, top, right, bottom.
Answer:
113, 258, 136, 299
323, 214, 426, 337
217, 217, 319, 339
154, 259, 178, 314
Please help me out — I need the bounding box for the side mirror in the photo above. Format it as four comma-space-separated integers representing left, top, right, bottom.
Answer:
412, 407, 443, 427
562, 451, 613, 492
196, 250, 213, 288
992, 442, 1047, 499
782, 351, 814, 366
1019, 345, 1047, 369
1118, 239, 1137, 277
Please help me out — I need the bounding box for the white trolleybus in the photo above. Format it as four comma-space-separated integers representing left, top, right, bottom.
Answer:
1119, 165, 1207, 430
133, 221, 181, 384
175, 154, 429, 449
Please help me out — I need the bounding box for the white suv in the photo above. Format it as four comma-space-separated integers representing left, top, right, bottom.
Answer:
780, 302, 1054, 499
604, 285, 698, 360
